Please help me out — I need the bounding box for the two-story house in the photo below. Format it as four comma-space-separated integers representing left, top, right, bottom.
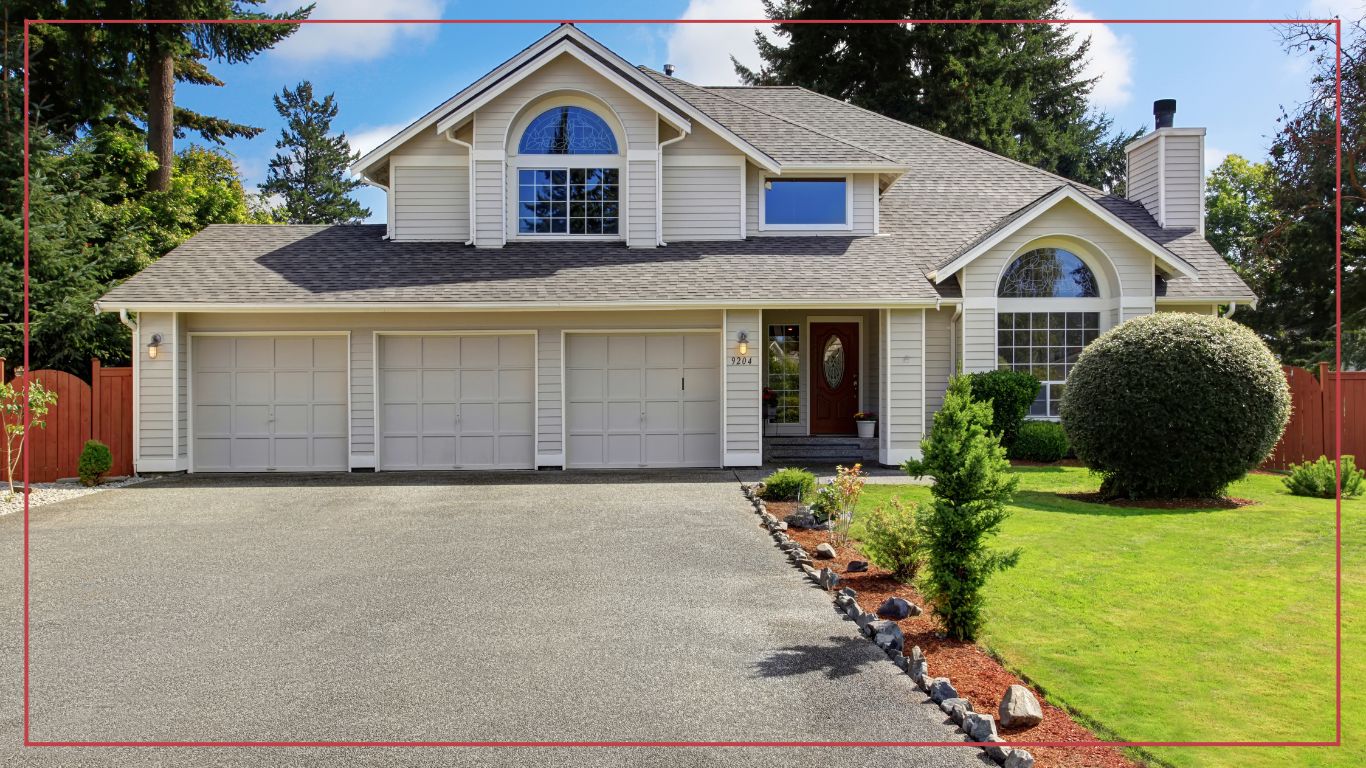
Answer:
96, 24, 1254, 474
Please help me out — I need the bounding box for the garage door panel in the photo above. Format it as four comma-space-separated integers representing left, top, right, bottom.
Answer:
195, 405, 231, 433
377, 334, 534, 470
274, 371, 312, 402
274, 337, 315, 367
272, 438, 310, 469
196, 371, 232, 402
230, 438, 270, 469
314, 336, 348, 366
273, 404, 311, 434
313, 404, 348, 435
566, 332, 720, 468
313, 437, 348, 468
236, 338, 274, 368
235, 372, 272, 403
499, 435, 534, 466
194, 438, 230, 470
232, 405, 272, 434
195, 336, 235, 363
314, 370, 348, 401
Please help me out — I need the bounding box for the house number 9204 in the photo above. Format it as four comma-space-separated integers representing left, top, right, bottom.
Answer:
729, 356, 755, 366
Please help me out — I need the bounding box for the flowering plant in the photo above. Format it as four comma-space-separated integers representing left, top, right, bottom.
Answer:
762, 387, 777, 404
854, 411, 876, 421
828, 463, 866, 547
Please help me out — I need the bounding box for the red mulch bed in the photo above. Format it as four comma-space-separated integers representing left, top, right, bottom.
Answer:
1059, 493, 1256, 510
765, 500, 1140, 768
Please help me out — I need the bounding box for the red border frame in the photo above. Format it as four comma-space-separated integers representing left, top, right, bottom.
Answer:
18, 14, 1344, 748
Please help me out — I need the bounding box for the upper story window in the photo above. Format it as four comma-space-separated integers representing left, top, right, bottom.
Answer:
518, 106, 618, 155
761, 177, 849, 229
518, 168, 619, 235
998, 247, 1099, 298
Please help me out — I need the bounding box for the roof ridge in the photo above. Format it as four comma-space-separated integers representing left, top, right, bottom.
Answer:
779, 85, 1110, 197
640, 66, 901, 165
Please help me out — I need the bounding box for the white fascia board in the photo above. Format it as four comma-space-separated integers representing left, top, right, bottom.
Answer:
1123, 126, 1206, 154
778, 163, 910, 174
94, 299, 953, 314
932, 186, 1199, 284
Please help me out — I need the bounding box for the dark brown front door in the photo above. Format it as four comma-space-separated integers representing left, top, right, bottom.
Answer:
810, 322, 859, 435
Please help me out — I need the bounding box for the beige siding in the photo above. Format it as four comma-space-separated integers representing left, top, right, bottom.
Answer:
924, 308, 953, 419
662, 165, 742, 241
136, 312, 175, 464
746, 168, 877, 236
1128, 139, 1160, 223
386, 124, 455, 157
179, 310, 721, 469
725, 309, 762, 463
474, 159, 503, 247
667, 123, 739, 156
176, 314, 187, 460
887, 309, 924, 454
1163, 134, 1203, 229
962, 307, 996, 373
627, 158, 657, 247
392, 166, 470, 242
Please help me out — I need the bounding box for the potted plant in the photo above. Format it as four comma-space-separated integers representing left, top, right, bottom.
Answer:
854, 411, 876, 439
763, 387, 778, 420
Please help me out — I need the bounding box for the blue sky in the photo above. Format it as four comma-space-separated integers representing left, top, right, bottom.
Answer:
167, 0, 1365, 223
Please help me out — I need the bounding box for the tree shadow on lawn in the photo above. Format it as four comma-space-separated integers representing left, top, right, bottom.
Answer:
752, 635, 889, 680
1011, 490, 1238, 518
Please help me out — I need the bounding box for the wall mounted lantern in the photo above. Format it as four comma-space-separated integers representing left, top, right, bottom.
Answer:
147, 333, 163, 360
736, 330, 750, 357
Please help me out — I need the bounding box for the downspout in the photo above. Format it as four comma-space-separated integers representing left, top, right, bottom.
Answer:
360, 175, 391, 240
117, 308, 136, 330
1222, 301, 1238, 319
656, 128, 687, 246
950, 303, 963, 375
445, 128, 476, 246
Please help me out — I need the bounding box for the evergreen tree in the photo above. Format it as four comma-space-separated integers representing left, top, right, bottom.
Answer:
903, 376, 1020, 642
734, 0, 1141, 190
260, 81, 370, 225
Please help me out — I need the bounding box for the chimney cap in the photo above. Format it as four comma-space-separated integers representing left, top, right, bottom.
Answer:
1153, 98, 1177, 129
663, 63, 676, 77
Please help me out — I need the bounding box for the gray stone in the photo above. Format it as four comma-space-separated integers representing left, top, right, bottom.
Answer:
817, 567, 839, 591
928, 677, 957, 703
846, 560, 869, 573
984, 736, 1013, 763
892, 653, 909, 671
815, 542, 837, 559
834, 593, 854, 608
872, 621, 904, 651
909, 602, 923, 616
998, 684, 1044, 728
800, 564, 818, 577
1003, 750, 1035, 768
773, 520, 788, 531
837, 587, 857, 599
917, 673, 934, 693
940, 697, 972, 723
854, 610, 876, 632
843, 601, 862, 618
963, 711, 997, 741
876, 597, 913, 620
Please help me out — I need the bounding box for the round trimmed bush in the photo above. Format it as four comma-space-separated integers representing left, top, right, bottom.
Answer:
1059, 313, 1290, 499
78, 439, 113, 487
1009, 420, 1069, 463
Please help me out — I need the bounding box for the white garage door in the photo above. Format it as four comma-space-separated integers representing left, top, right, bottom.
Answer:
565, 333, 720, 468
191, 335, 349, 472
378, 334, 535, 470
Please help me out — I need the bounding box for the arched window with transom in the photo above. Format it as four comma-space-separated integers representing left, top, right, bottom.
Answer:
514, 105, 621, 236
996, 247, 1103, 418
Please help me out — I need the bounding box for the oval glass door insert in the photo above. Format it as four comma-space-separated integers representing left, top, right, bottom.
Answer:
822, 336, 845, 389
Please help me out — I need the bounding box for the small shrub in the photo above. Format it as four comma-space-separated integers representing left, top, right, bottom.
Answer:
968, 369, 1041, 448
1009, 421, 1070, 462
903, 376, 1020, 642
808, 485, 837, 521
1060, 314, 1291, 499
827, 464, 865, 547
759, 467, 816, 501
860, 498, 925, 581
1284, 455, 1365, 498
78, 440, 113, 487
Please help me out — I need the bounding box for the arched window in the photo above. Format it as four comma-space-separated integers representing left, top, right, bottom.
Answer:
998, 247, 1099, 298
517, 106, 618, 155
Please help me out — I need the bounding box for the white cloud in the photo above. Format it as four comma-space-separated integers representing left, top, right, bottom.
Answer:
664, 0, 772, 85
265, 0, 446, 63
1061, 1, 1135, 109
1205, 145, 1229, 170
347, 121, 410, 158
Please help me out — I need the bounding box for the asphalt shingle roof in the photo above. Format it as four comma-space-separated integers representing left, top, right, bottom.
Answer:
100, 68, 1252, 308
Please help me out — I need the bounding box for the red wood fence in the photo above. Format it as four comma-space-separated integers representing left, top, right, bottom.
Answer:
2, 359, 133, 483
1264, 363, 1366, 470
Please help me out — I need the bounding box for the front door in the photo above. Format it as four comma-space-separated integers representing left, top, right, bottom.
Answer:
810, 322, 859, 435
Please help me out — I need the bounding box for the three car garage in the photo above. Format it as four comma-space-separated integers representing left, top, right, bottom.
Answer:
187, 329, 722, 472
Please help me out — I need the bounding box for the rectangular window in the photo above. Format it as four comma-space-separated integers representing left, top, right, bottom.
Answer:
762, 178, 848, 227
766, 324, 801, 424
996, 311, 1100, 417
518, 168, 619, 235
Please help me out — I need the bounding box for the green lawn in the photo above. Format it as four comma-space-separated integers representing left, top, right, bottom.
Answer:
856, 467, 1351, 768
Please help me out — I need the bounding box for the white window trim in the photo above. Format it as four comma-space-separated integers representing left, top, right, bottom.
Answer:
508, 157, 626, 242
757, 174, 854, 232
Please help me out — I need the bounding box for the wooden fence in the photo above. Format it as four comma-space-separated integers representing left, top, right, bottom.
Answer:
2, 359, 133, 483
1264, 363, 1366, 470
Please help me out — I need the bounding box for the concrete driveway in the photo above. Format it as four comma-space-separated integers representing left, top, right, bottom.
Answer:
1, 472, 988, 767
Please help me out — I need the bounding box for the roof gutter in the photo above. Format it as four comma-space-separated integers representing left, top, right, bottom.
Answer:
94, 299, 962, 314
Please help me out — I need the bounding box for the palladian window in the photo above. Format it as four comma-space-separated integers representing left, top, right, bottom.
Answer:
515, 105, 621, 236
997, 247, 1102, 417
518, 106, 618, 155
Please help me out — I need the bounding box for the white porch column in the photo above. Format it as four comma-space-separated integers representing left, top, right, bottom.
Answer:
723, 309, 762, 467
881, 308, 925, 466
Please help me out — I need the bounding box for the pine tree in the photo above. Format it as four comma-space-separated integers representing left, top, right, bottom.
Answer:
260, 81, 370, 225
734, 0, 1141, 190
903, 376, 1020, 642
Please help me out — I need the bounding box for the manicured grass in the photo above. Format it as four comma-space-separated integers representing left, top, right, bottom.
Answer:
856, 467, 1350, 768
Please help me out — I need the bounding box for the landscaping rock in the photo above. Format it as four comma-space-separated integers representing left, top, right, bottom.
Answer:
814, 542, 837, 559
918, 673, 934, 693
963, 712, 998, 741
873, 621, 904, 651
876, 597, 913, 620
773, 520, 788, 531
838, 587, 857, 599
800, 564, 818, 577
778, 539, 799, 551
998, 684, 1044, 728
908, 646, 928, 680
940, 697, 972, 723
892, 653, 909, 671
784, 506, 832, 530
928, 678, 957, 703
817, 567, 839, 591
1003, 750, 1035, 768
854, 610, 876, 632
908, 602, 923, 616
846, 560, 869, 573
984, 735, 1013, 763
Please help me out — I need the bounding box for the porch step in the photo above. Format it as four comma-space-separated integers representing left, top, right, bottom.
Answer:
764, 436, 878, 465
